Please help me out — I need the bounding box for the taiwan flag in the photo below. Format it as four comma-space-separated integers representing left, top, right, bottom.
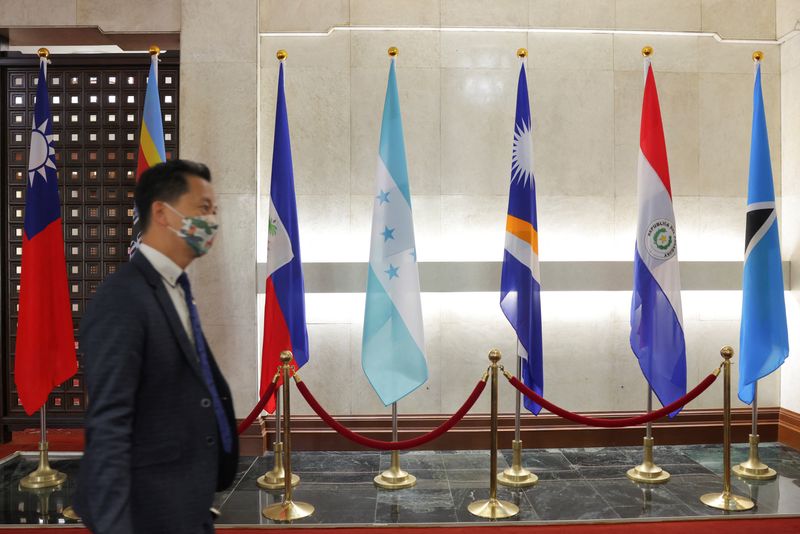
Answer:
260, 60, 309, 412
15, 56, 77, 415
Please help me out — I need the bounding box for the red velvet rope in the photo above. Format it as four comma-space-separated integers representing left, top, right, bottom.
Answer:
506, 370, 719, 428
295, 376, 488, 450
237, 376, 279, 435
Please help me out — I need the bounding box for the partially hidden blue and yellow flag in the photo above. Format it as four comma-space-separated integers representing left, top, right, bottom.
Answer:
361, 56, 428, 406
129, 52, 166, 257
739, 60, 789, 404
500, 59, 543, 414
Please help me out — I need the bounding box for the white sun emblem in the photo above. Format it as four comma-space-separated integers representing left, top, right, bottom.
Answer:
27, 118, 56, 187
511, 120, 535, 187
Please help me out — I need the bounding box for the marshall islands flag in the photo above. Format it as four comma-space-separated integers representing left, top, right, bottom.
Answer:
500, 57, 543, 415
260, 59, 309, 412
361, 52, 428, 406
738, 57, 788, 405
630, 55, 687, 414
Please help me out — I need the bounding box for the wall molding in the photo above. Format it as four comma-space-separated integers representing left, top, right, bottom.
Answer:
238, 407, 785, 456
256, 261, 792, 294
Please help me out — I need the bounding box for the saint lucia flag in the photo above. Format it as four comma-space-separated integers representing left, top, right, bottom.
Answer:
362, 56, 427, 406
500, 61, 543, 415
738, 61, 789, 405
630, 58, 687, 414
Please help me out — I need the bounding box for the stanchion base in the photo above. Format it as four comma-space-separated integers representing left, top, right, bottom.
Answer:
626, 463, 670, 484
700, 491, 755, 511
468, 498, 519, 519
62, 506, 81, 521
374, 468, 417, 490
19, 466, 67, 490
497, 466, 538, 488
732, 462, 777, 480
257, 472, 300, 490
262, 499, 314, 521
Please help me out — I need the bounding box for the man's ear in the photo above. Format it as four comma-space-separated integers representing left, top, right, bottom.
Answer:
150, 201, 169, 228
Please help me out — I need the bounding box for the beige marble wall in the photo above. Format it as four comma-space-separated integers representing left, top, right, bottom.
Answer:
0, 0, 180, 32
180, 0, 259, 416
256, 1, 785, 418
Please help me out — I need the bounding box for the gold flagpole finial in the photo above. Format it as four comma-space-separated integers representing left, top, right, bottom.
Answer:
148, 45, 160, 56
37, 48, 50, 59
388, 46, 399, 57
642, 46, 653, 57
276, 49, 287, 61
517, 48, 528, 59
753, 50, 764, 62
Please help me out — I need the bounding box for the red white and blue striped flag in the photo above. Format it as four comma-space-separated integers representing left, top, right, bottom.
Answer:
630, 57, 687, 414
260, 61, 309, 411
15, 56, 77, 415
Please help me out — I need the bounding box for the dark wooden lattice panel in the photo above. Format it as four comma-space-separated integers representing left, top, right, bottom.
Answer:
3, 62, 179, 423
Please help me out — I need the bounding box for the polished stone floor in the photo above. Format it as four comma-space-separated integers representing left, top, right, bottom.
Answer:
1, 443, 800, 526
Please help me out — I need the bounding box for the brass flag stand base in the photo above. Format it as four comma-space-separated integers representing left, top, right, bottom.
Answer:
263, 350, 314, 522
497, 439, 538, 488
257, 442, 300, 490
374, 450, 416, 490
733, 436, 777, 480
700, 346, 755, 512
20, 442, 66, 490
627, 436, 670, 484
62, 506, 81, 521
469, 350, 519, 520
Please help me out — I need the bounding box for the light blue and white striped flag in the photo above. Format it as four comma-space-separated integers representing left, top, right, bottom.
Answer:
361, 56, 428, 406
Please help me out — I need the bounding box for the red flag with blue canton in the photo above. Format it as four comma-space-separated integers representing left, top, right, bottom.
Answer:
15, 57, 77, 415
260, 61, 309, 412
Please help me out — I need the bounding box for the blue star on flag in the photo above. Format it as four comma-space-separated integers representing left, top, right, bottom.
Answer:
381, 226, 395, 241
377, 190, 391, 204
385, 264, 399, 279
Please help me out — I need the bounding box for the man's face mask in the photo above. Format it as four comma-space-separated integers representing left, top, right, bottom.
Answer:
164, 203, 219, 257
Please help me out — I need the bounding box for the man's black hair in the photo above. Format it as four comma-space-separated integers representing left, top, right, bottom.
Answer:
134, 159, 212, 230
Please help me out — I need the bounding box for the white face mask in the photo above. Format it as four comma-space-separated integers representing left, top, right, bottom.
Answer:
164, 203, 219, 257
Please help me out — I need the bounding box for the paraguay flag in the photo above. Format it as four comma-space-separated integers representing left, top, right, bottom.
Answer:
14, 56, 77, 415
361, 54, 428, 406
630, 56, 687, 414
738, 59, 788, 405
260, 60, 309, 412
128, 51, 166, 258
500, 60, 543, 415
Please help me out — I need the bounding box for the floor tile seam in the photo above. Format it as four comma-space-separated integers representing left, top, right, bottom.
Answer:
219, 457, 261, 510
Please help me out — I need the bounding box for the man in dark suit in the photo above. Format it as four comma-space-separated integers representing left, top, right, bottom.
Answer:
74, 160, 239, 534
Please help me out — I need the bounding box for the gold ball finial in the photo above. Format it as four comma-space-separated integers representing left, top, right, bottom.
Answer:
148, 45, 160, 56
517, 48, 528, 59
37, 48, 50, 59
753, 50, 764, 62
388, 46, 399, 58
720, 346, 734, 360
641, 46, 653, 58
276, 49, 287, 61
488, 349, 502, 363
279, 350, 293, 363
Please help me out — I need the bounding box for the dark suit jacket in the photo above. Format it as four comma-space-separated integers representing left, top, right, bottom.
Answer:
74, 252, 239, 534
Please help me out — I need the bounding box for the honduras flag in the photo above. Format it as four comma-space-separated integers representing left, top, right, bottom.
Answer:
630, 58, 687, 414
261, 60, 309, 412
362, 56, 428, 406
500, 61, 543, 415
738, 61, 789, 405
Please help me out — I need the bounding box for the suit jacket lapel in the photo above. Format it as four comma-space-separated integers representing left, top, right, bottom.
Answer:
131, 252, 205, 382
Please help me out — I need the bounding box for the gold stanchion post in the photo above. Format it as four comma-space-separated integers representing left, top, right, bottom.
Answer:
263, 351, 314, 521
62, 505, 80, 521
469, 349, 519, 519
700, 346, 755, 511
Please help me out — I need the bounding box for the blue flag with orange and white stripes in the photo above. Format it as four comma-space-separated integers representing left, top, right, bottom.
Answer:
738, 60, 789, 404
500, 60, 543, 415
630, 57, 686, 414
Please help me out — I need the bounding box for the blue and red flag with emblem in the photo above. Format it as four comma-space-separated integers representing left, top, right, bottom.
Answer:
14, 57, 77, 415
260, 61, 309, 412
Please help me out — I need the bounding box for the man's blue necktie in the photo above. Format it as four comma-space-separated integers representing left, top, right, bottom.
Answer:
177, 273, 233, 453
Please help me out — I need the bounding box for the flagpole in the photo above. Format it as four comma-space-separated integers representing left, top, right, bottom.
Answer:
498, 337, 537, 487
374, 401, 416, 489
256, 381, 299, 489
